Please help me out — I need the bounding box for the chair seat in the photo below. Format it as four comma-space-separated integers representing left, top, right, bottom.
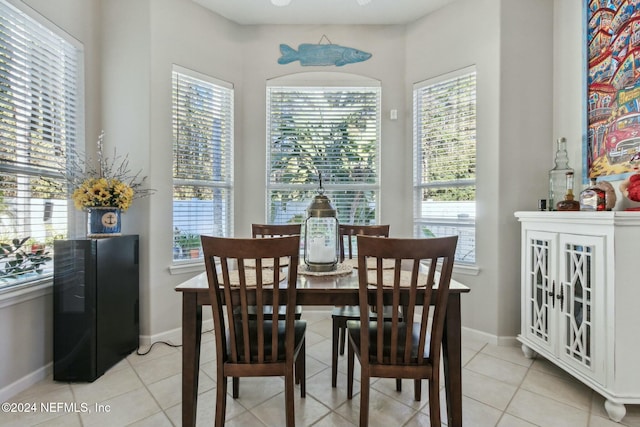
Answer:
229, 320, 307, 360
331, 305, 396, 320
346, 320, 431, 360
247, 304, 303, 319
331, 305, 402, 387
331, 305, 361, 319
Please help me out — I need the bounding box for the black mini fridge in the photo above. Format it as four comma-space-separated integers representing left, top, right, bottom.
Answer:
53, 235, 139, 382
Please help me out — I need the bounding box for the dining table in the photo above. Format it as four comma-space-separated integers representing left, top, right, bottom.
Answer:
175, 268, 470, 427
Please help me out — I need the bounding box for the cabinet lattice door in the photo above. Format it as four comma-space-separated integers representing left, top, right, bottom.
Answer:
523, 231, 556, 355
557, 234, 604, 383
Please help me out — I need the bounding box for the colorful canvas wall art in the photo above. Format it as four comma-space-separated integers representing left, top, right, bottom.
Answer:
587, 0, 640, 180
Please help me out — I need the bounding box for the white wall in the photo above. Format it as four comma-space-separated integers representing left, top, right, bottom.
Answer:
554, 0, 586, 182
498, 0, 554, 336
406, 0, 554, 338
146, 0, 243, 337
99, 0, 245, 339
99, 0, 154, 341
406, 0, 500, 338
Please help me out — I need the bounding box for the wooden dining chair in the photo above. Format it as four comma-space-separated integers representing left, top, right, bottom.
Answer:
331, 224, 391, 388
234, 223, 304, 397
346, 235, 458, 427
201, 235, 306, 427
250, 223, 303, 319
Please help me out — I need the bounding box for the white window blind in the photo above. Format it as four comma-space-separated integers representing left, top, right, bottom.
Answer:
266, 86, 380, 226
413, 67, 476, 264
172, 66, 233, 261
0, 0, 82, 288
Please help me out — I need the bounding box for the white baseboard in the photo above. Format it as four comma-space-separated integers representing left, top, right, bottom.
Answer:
496, 335, 519, 346
462, 326, 519, 346
0, 363, 51, 402
138, 319, 214, 347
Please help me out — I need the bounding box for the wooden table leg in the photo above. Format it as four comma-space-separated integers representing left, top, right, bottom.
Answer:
182, 292, 202, 427
442, 293, 463, 427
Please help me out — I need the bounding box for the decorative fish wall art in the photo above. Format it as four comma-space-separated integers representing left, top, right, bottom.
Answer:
278, 39, 372, 67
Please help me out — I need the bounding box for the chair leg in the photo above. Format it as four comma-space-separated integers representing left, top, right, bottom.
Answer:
299, 340, 306, 398
215, 376, 227, 427
232, 377, 239, 398
396, 378, 402, 392
347, 340, 354, 399
339, 321, 347, 355
414, 379, 421, 401
284, 366, 296, 427
359, 374, 370, 427
428, 376, 441, 427
295, 350, 300, 385
332, 318, 339, 387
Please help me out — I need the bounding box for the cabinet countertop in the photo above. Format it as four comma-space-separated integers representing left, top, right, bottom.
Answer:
514, 210, 640, 225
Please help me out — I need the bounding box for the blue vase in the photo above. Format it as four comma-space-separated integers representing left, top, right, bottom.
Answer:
88, 207, 122, 238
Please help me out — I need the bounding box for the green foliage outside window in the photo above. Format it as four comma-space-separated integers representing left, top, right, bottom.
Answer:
268, 87, 379, 225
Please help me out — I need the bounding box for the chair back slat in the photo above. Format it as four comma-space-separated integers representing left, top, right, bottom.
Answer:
252, 223, 302, 238
356, 235, 458, 368
201, 235, 300, 365
340, 224, 390, 261
401, 259, 419, 363
270, 257, 280, 361
218, 257, 238, 363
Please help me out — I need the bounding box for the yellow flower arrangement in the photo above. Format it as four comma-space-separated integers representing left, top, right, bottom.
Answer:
71, 177, 136, 211
67, 132, 154, 212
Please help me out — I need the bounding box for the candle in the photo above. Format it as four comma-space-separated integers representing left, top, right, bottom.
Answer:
308, 237, 335, 263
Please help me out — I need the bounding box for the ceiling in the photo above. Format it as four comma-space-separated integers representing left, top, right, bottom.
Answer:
192, 0, 458, 25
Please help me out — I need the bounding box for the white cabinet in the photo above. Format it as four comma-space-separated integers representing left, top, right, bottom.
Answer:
519, 230, 606, 382
515, 212, 640, 423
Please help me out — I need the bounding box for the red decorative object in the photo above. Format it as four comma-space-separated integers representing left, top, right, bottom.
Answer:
624, 174, 640, 200
620, 153, 640, 210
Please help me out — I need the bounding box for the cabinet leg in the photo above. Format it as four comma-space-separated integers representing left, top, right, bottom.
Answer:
604, 400, 626, 423
521, 344, 537, 359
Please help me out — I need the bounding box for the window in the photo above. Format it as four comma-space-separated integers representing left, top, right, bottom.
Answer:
266, 84, 380, 226
413, 67, 476, 264
0, 0, 82, 290
172, 66, 234, 262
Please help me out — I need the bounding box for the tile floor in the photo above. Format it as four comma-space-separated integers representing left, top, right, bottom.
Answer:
2, 310, 640, 427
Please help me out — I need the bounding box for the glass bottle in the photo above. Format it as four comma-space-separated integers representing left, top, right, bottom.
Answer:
548, 137, 574, 210
579, 178, 607, 211
556, 171, 580, 211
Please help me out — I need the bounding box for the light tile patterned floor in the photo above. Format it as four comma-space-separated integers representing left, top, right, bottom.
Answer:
2, 310, 640, 426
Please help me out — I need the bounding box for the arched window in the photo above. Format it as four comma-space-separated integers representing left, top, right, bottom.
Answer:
266, 72, 381, 225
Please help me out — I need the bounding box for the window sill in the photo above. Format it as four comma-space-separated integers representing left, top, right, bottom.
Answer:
0, 276, 53, 309
169, 260, 205, 275
453, 263, 480, 276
